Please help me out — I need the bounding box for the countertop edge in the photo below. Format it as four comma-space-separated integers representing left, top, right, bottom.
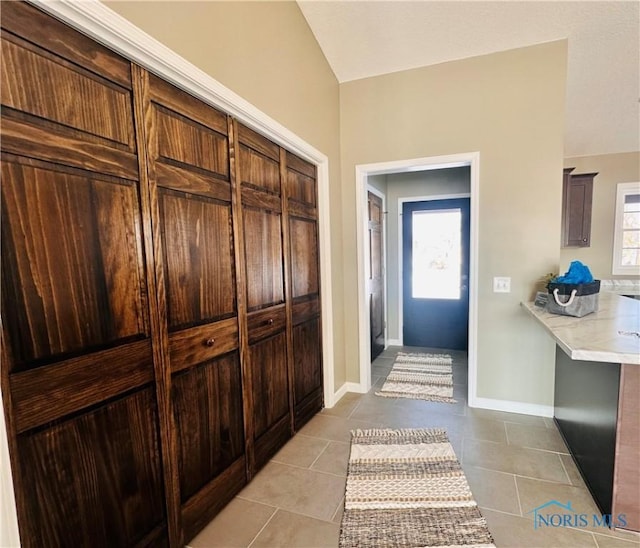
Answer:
521, 297, 640, 365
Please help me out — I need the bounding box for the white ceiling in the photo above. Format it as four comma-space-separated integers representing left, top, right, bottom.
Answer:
297, 1, 640, 158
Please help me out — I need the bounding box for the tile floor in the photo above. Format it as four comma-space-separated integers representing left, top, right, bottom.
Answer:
188, 346, 640, 548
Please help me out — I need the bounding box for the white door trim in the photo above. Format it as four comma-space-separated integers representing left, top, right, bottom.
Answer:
355, 153, 480, 402
397, 193, 471, 346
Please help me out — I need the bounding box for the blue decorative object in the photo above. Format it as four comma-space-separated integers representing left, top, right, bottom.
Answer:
553, 261, 594, 284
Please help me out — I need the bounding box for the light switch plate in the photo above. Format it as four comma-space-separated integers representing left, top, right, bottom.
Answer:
493, 276, 511, 293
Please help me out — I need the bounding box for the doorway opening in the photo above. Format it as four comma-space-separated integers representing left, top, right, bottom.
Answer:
355, 152, 480, 407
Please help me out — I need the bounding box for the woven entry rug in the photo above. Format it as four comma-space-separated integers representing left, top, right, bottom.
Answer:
375, 352, 456, 403
339, 428, 495, 548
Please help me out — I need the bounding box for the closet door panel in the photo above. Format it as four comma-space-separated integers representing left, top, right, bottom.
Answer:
284, 153, 323, 430
292, 298, 320, 325
292, 318, 322, 408
17, 388, 166, 548
172, 353, 245, 503
155, 106, 228, 179
248, 331, 291, 470
1, 38, 133, 147
289, 216, 320, 300
286, 168, 317, 207
237, 123, 291, 473
243, 207, 285, 310
159, 190, 235, 330
1, 161, 147, 371
146, 75, 246, 542
239, 144, 280, 194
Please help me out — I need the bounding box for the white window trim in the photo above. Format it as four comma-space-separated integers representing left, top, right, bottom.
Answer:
612, 181, 640, 275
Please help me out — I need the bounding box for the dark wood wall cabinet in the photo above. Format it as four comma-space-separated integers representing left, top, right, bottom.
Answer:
562, 167, 597, 247
0, 3, 324, 546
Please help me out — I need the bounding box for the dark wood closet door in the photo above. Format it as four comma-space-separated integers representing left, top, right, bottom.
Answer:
236, 124, 291, 474
284, 152, 324, 430
142, 74, 246, 541
1, 3, 167, 546
368, 191, 385, 360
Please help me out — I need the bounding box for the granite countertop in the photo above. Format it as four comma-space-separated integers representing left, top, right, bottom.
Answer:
522, 292, 640, 365
600, 279, 640, 296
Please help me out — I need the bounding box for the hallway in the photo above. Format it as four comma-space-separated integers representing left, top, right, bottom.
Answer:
189, 347, 639, 548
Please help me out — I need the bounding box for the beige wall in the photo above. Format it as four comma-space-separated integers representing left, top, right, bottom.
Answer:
384, 168, 471, 342
341, 41, 568, 407
561, 152, 640, 280
106, 1, 347, 388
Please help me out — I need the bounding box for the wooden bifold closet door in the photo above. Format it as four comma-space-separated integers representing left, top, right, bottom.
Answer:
0, 2, 324, 546
285, 152, 324, 429
140, 73, 247, 542
235, 123, 292, 475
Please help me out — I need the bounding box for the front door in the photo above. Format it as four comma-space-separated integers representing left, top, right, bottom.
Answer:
402, 198, 470, 350
368, 191, 385, 360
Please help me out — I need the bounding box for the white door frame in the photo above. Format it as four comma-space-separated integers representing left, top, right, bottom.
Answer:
365, 184, 388, 352
355, 153, 480, 400
397, 193, 471, 346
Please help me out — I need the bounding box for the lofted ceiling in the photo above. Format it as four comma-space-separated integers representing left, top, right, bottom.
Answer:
297, 1, 639, 158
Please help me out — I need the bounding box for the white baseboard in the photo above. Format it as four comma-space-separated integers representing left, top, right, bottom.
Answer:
387, 339, 402, 347
328, 382, 368, 408
469, 396, 554, 418
332, 384, 554, 419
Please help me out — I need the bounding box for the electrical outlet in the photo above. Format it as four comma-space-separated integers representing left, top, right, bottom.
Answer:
493, 276, 511, 293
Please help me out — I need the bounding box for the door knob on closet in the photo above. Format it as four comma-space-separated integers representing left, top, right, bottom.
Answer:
204, 338, 216, 347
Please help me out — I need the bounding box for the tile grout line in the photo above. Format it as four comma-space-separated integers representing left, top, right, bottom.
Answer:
504, 421, 510, 446
246, 506, 279, 548
478, 505, 522, 519
513, 474, 523, 517
464, 464, 577, 486
308, 440, 332, 469
558, 452, 573, 485
592, 530, 640, 545
330, 495, 345, 523
265, 459, 348, 479
592, 531, 602, 547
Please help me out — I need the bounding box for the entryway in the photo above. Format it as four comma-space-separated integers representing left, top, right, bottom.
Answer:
355, 152, 479, 401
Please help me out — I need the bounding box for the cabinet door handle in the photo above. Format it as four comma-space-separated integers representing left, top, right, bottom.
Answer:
266, 318, 274, 326
205, 338, 216, 347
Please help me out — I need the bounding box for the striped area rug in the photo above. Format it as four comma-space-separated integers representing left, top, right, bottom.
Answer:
339, 428, 495, 548
375, 352, 456, 403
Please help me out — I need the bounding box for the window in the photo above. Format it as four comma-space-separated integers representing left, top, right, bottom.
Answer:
612, 182, 640, 275
412, 208, 462, 299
